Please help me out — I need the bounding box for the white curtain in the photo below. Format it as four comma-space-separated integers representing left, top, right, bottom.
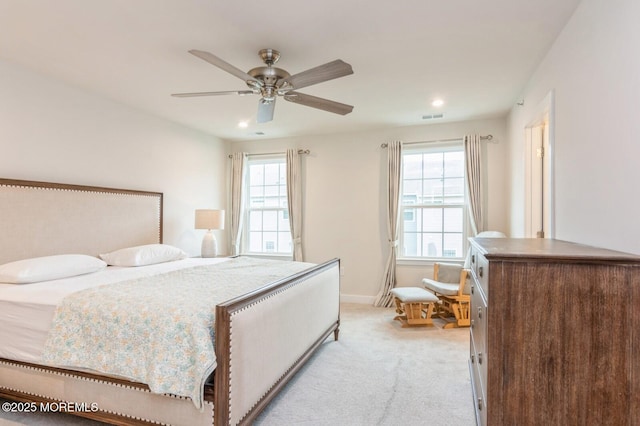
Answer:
230, 152, 247, 256
375, 141, 403, 307
286, 149, 303, 261
464, 135, 483, 235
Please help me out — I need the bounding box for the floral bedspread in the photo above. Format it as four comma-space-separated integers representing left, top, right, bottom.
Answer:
42, 257, 313, 409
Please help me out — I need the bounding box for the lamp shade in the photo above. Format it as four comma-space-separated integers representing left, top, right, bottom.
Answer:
195, 209, 225, 230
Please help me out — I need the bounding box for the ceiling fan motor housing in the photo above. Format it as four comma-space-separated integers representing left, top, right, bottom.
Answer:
247, 66, 290, 86
248, 50, 291, 101
174, 47, 354, 122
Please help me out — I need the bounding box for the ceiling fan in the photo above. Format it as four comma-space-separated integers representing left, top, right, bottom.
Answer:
171, 48, 354, 123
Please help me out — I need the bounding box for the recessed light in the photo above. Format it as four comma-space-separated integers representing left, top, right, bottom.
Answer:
432, 99, 444, 107
238, 121, 249, 128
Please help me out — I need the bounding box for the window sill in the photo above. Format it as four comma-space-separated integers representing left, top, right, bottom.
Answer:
241, 253, 293, 261
397, 257, 464, 267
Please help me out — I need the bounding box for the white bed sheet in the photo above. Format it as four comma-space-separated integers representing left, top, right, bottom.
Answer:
0, 257, 230, 363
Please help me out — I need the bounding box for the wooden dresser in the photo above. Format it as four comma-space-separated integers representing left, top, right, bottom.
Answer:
468, 238, 640, 426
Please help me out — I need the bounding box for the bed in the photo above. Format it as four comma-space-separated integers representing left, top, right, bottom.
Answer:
0, 178, 341, 426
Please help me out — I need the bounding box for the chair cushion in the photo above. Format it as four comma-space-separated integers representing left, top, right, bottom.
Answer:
422, 278, 460, 296
435, 263, 463, 283
390, 287, 439, 303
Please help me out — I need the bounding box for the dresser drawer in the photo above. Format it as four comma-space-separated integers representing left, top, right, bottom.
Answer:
472, 251, 489, 298
470, 244, 480, 276
470, 282, 487, 355
469, 332, 487, 426
470, 286, 488, 390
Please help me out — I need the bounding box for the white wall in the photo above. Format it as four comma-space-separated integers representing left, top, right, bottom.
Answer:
0, 59, 228, 256
507, 0, 640, 254
233, 117, 509, 301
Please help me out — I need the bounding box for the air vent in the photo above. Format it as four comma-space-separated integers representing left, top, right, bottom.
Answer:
254, 132, 265, 135
422, 114, 444, 120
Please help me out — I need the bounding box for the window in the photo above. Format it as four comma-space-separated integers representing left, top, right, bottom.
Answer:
400, 143, 466, 259
243, 156, 292, 255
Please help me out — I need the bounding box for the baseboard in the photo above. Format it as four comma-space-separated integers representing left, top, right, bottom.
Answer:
340, 294, 376, 304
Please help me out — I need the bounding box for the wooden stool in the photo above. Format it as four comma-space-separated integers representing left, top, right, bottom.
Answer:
390, 287, 439, 327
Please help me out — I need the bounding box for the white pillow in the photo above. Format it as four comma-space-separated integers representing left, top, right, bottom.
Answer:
0, 254, 107, 284
99, 244, 187, 267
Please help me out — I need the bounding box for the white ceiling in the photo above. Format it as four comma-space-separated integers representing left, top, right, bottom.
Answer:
0, 0, 581, 141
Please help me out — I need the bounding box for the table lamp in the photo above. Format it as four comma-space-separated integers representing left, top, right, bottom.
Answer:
195, 209, 225, 257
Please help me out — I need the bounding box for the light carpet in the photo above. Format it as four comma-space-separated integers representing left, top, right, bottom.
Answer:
0, 303, 475, 426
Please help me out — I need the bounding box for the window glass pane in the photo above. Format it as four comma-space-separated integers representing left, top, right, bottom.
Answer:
443, 208, 463, 232
278, 232, 292, 253
422, 233, 441, 257
249, 164, 264, 186
403, 207, 419, 233
264, 185, 278, 197
262, 211, 278, 231
422, 208, 442, 232
249, 185, 264, 197
443, 233, 463, 258
402, 232, 418, 257
263, 185, 279, 207
423, 179, 443, 203
263, 232, 278, 252
444, 151, 464, 178
402, 180, 421, 204
249, 232, 262, 252
443, 178, 464, 203
278, 210, 289, 230
249, 198, 264, 208
264, 163, 280, 185
423, 153, 443, 179
403, 154, 423, 179
249, 210, 262, 231
249, 186, 264, 208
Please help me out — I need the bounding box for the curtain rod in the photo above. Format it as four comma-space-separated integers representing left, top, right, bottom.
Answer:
228, 149, 310, 159
380, 134, 493, 148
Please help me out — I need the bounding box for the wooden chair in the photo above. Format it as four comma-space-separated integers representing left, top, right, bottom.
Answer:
422, 263, 471, 328
423, 232, 506, 328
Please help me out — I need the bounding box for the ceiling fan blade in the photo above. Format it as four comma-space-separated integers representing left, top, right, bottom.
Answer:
284, 91, 353, 115
171, 90, 255, 98
280, 59, 353, 90
189, 50, 262, 87
257, 98, 276, 123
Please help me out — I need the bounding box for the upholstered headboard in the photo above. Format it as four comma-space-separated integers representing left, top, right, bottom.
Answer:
0, 179, 162, 265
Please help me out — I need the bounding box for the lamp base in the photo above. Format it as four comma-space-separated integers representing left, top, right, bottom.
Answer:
201, 230, 218, 258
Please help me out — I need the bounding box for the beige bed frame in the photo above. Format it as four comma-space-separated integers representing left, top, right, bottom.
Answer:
0, 178, 341, 425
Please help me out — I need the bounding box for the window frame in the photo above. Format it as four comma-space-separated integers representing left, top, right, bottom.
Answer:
241, 154, 293, 257
397, 141, 470, 263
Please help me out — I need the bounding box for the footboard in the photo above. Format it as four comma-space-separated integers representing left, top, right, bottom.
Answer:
214, 258, 340, 426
